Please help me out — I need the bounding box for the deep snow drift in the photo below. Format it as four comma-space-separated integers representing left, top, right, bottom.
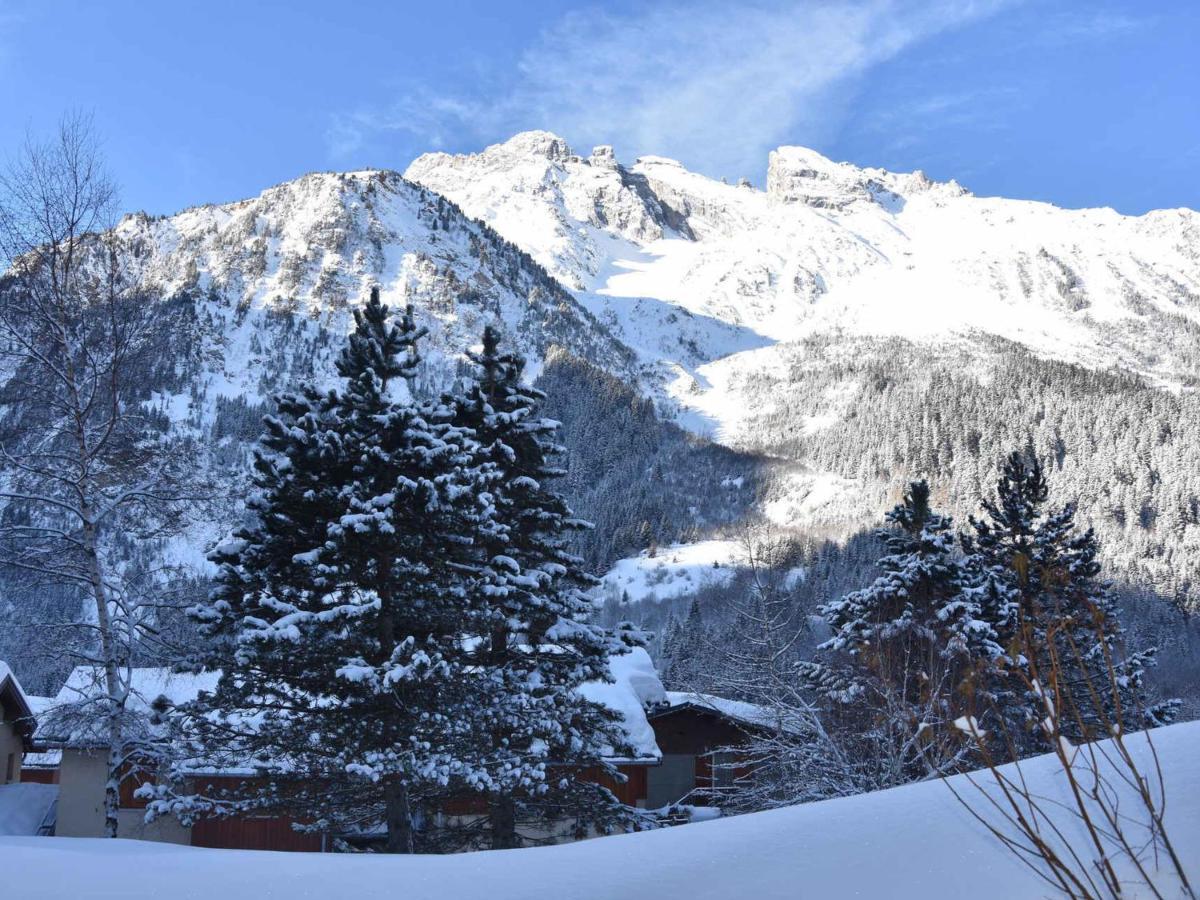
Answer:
2, 721, 1196, 900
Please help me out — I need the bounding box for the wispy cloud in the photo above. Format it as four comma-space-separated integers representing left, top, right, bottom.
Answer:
327, 0, 1016, 178
1050, 10, 1151, 41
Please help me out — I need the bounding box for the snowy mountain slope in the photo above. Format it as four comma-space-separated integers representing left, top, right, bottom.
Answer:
408, 134, 1200, 609
5, 719, 1196, 899
117, 167, 639, 429
593, 540, 745, 605
408, 132, 1200, 438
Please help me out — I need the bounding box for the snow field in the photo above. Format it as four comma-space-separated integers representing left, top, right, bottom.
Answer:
3, 720, 1196, 900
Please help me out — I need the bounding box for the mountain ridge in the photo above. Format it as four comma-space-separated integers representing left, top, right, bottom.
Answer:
4, 131, 1200, 694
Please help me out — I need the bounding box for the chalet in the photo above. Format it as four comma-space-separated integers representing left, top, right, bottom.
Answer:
34, 666, 221, 844
645, 691, 796, 808
0, 661, 36, 784
32, 648, 672, 849
0, 660, 57, 836
20, 655, 777, 850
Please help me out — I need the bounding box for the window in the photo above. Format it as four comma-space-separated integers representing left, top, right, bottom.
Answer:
4, 752, 14, 783
709, 751, 738, 789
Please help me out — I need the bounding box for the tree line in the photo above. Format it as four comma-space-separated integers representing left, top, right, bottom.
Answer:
655, 455, 1177, 812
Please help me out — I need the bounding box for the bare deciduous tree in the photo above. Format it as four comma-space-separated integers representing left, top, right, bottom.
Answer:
945, 606, 1194, 900
0, 114, 197, 837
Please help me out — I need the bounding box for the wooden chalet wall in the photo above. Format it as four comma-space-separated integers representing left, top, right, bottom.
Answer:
188, 774, 322, 852
650, 706, 748, 756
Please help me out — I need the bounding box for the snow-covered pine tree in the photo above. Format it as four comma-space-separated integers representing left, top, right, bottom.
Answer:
179, 288, 494, 853
809, 480, 999, 782
962, 451, 1176, 746
453, 326, 638, 849
662, 598, 706, 690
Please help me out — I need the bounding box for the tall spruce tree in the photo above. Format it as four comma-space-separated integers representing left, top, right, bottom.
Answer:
810, 480, 999, 780
452, 326, 637, 849
963, 451, 1175, 745
183, 288, 495, 852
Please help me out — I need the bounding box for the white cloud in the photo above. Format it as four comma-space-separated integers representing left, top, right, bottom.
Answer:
328, 1, 1015, 178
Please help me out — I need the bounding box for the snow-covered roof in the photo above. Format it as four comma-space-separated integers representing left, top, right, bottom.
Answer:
25, 695, 55, 717
38, 658, 666, 763
659, 691, 808, 736
0, 661, 36, 744
579, 647, 666, 762
0, 661, 30, 707
19, 749, 61, 770
54, 667, 222, 713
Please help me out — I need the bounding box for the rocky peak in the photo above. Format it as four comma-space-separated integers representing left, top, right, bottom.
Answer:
767, 146, 969, 211
590, 145, 618, 169
766, 147, 873, 210
496, 130, 574, 162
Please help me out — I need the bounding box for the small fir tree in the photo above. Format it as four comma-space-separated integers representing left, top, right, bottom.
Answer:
810, 480, 999, 781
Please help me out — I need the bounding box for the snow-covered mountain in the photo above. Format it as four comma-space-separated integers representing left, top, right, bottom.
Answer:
117, 167, 638, 426
407, 131, 1200, 440
405, 132, 1200, 611
6, 131, 1200, 692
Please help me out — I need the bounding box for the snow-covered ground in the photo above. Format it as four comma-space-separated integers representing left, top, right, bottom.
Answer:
594, 540, 745, 605
4, 721, 1195, 900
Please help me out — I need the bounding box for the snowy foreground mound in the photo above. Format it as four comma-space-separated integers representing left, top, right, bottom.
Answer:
4, 721, 1197, 900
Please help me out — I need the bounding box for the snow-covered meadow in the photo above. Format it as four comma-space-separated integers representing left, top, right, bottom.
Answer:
593, 540, 745, 605
4, 721, 1196, 900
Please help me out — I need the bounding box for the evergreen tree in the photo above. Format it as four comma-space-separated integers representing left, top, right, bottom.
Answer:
452, 326, 637, 849
182, 288, 494, 852
810, 480, 998, 780
963, 451, 1176, 745
663, 598, 706, 690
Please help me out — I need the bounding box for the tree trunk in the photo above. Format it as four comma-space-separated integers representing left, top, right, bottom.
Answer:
83, 511, 124, 839
486, 625, 521, 849
489, 795, 519, 850
383, 780, 414, 854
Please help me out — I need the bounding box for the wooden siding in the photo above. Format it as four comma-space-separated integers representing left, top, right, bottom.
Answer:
20, 766, 58, 784
192, 815, 322, 852
650, 706, 749, 756
571, 764, 649, 806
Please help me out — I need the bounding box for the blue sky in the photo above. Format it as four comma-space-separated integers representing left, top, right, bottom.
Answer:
0, 1, 1195, 217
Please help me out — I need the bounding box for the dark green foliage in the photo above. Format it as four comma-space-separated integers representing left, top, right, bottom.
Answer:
964, 452, 1177, 744
452, 326, 638, 849
536, 352, 763, 569
182, 287, 490, 852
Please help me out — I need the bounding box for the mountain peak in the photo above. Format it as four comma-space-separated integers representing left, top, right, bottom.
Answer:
495, 130, 574, 161
767, 145, 969, 209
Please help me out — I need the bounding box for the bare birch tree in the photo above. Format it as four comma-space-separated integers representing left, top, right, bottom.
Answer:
0, 114, 195, 837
